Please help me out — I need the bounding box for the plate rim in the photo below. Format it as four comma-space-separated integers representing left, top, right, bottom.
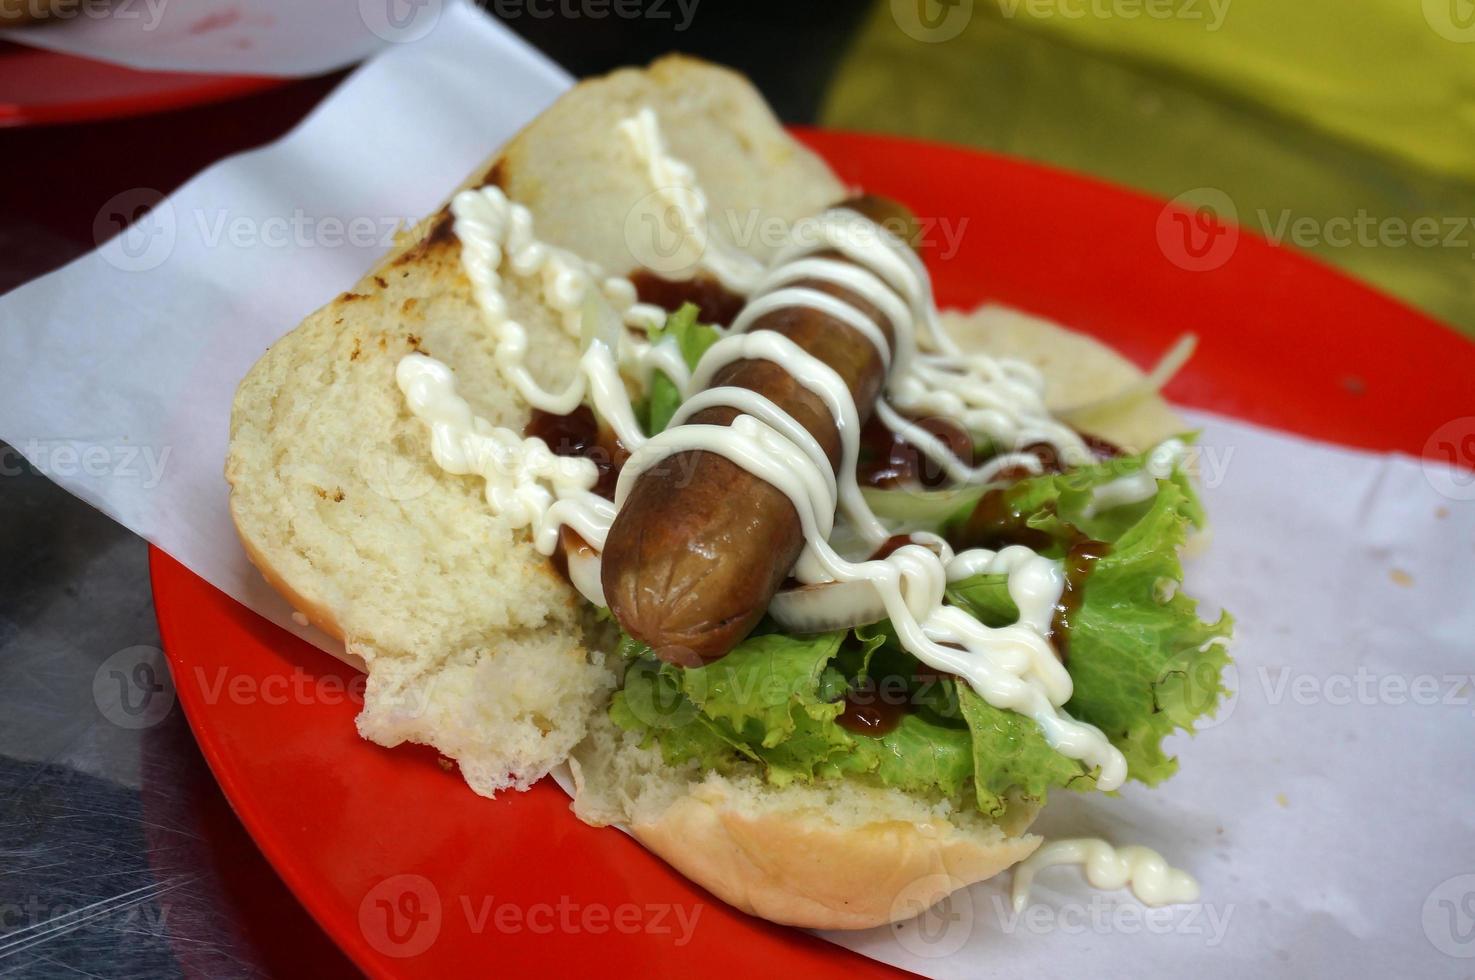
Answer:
0, 44, 286, 126
152, 127, 1475, 977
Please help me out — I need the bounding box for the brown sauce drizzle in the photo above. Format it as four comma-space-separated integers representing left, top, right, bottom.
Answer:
1051, 537, 1111, 660
979, 432, 1124, 484
950, 490, 1112, 662
868, 534, 918, 561
913, 659, 957, 689
547, 526, 592, 585
523, 409, 624, 589
951, 488, 1054, 552
629, 270, 746, 328
839, 644, 972, 735
856, 414, 972, 489
836, 677, 910, 736
523, 405, 627, 500
857, 414, 1122, 491
1082, 432, 1123, 460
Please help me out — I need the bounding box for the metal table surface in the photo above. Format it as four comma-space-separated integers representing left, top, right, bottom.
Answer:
0, 73, 368, 980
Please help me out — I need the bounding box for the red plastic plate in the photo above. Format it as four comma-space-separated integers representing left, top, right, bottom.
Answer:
0, 43, 283, 126
151, 131, 1475, 977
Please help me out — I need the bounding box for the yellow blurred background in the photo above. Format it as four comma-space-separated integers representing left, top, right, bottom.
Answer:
822, 0, 1475, 334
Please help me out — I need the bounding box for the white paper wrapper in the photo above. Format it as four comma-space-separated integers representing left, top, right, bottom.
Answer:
2, 5, 1472, 974
0, 0, 443, 77
0, 0, 569, 665
817, 414, 1475, 975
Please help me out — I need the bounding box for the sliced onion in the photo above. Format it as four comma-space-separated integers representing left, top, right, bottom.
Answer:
1056, 333, 1197, 424
565, 547, 607, 608
860, 484, 986, 530
579, 290, 624, 355
768, 579, 888, 634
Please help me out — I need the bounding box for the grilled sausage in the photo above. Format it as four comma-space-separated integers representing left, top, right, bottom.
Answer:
601, 196, 921, 664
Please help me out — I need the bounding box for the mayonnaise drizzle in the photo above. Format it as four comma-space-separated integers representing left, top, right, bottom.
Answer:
395, 355, 616, 574
618, 107, 765, 293
397, 112, 1200, 792
747, 205, 1090, 472
679, 330, 889, 547
752, 257, 911, 363
390, 184, 686, 608
617, 409, 1125, 787
772, 207, 949, 365
1010, 839, 1200, 912
452, 183, 672, 452
1084, 438, 1188, 517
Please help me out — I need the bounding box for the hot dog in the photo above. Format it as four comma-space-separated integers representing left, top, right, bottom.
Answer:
601, 196, 921, 664
233, 59, 1230, 935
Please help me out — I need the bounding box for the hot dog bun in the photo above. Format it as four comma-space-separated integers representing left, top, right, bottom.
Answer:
944, 305, 1186, 452
570, 709, 1043, 929
227, 200, 616, 796
228, 55, 1184, 927
227, 56, 843, 796
493, 55, 844, 275
561, 305, 1184, 931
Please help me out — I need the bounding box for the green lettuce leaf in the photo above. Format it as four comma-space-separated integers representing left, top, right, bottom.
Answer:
1055, 479, 1232, 783
680, 632, 856, 785
946, 454, 1234, 786
609, 442, 1233, 816
826, 710, 975, 801
610, 628, 982, 796
994, 443, 1206, 544
679, 632, 846, 741
611, 631, 849, 784
956, 685, 1095, 816
641, 303, 720, 435
846, 614, 1094, 813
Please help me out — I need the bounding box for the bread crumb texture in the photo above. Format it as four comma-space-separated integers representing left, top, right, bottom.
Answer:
569, 710, 1041, 929
225, 56, 841, 796
227, 208, 614, 795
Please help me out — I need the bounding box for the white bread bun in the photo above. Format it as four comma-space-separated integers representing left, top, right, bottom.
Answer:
226, 55, 843, 797
492, 55, 844, 276
226, 205, 615, 796
228, 55, 1186, 927
569, 710, 1042, 930
946, 305, 1187, 452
